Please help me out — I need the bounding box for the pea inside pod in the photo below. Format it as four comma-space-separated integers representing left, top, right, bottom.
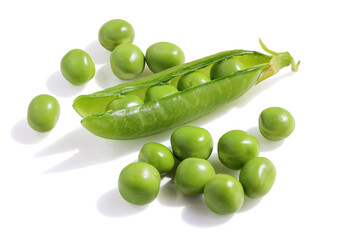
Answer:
105, 95, 143, 112
177, 71, 210, 91
144, 84, 178, 103
73, 39, 300, 140
210, 57, 245, 80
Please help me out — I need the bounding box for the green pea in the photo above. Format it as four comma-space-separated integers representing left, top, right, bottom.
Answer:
138, 142, 174, 175
118, 162, 160, 205
239, 157, 276, 199
177, 71, 211, 91
204, 174, 244, 215
259, 107, 295, 141
146, 42, 185, 73
210, 57, 245, 80
171, 126, 213, 161
218, 130, 259, 170
174, 158, 215, 196
144, 84, 178, 102
98, 19, 135, 51
110, 43, 145, 80
27, 94, 60, 132
60, 49, 95, 85
105, 95, 143, 112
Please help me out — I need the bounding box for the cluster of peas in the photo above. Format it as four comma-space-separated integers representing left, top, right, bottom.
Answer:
26, 19, 186, 132
119, 107, 295, 215
61, 19, 186, 83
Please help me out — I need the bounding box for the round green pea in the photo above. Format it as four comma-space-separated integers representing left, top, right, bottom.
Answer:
259, 107, 295, 141
146, 42, 185, 73
171, 126, 213, 161
239, 157, 276, 199
138, 142, 174, 175
177, 71, 211, 91
144, 84, 178, 103
110, 43, 145, 80
27, 94, 60, 132
98, 19, 135, 51
174, 158, 215, 196
60, 49, 95, 85
210, 57, 245, 80
204, 174, 244, 215
118, 162, 160, 205
218, 130, 259, 170
105, 95, 143, 112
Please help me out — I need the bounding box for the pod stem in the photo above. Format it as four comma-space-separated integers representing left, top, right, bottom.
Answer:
259, 38, 279, 56
257, 38, 300, 84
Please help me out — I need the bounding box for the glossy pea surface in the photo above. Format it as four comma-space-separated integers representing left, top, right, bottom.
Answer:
171, 126, 213, 161
146, 42, 185, 73
98, 19, 135, 51
110, 43, 145, 80
177, 71, 210, 91
105, 95, 143, 112
144, 84, 178, 102
218, 130, 259, 170
174, 158, 215, 195
138, 142, 174, 175
204, 174, 244, 215
60, 49, 95, 85
118, 162, 160, 205
259, 107, 295, 141
27, 94, 60, 132
239, 157, 276, 199
210, 57, 245, 80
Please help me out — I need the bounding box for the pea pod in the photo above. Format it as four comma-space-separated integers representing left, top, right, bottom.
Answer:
73, 39, 299, 140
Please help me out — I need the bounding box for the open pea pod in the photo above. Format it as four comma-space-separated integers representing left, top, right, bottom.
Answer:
73, 39, 299, 140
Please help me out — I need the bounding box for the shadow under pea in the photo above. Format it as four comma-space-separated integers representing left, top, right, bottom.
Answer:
238, 196, 262, 213
157, 178, 234, 227
84, 40, 111, 65
36, 126, 174, 174
46, 70, 86, 98
11, 118, 49, 145
96, 187, 148, 217
246, 126, 284, 152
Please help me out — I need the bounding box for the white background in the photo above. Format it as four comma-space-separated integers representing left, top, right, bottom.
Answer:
1, 0, 352, 239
